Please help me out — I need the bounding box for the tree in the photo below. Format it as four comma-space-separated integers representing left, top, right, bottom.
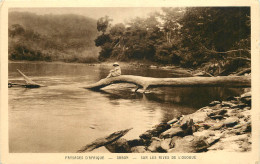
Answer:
97, 16, 113, 34
9, 24, 25, 37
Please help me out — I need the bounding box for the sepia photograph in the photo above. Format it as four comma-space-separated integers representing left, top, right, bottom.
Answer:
1, 1, 260, 163
7, 6, 252, 153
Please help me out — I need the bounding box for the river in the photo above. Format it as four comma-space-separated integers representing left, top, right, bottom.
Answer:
8, 61, 244, 153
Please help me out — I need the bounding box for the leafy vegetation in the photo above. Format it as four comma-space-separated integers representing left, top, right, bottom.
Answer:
95, 7, 250, 75
8, 12, 100, 63
9, 8, 251, 76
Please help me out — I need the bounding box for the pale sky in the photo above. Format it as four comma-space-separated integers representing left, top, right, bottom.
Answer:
9, 7, 162, 24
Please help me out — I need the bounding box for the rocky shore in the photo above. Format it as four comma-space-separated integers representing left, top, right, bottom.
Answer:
105, 91, 251, 153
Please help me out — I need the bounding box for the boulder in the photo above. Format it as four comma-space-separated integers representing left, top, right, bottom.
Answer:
223, 117, 239, 127
208, 109, 227, 116
207, 136, 220, 146
209, 101, 221, 107
211, 104, 222, 110
209, 115, 224, 120
151, 123, 171, 135
193, 130, 211, 138
210, 122, 224, 130
105, 138, 130, 153
243, 107, 251, 111
222, 101, 237, 108
167, 118, 178, 125
159, 126, 184, 139
168, 136, 209, 153
160, 138, 172, 151
147, 137, 162, 152
241, 97, 251, 106
222, 134, 248, 142
240, 92, 251, 98
139, 130, 152, 140
241, 122, 251, 132
191, 136, 210, 152
241, 110, 250, 119
130, 146, 150, 153
180, 112, 208, 127
127, 139, 144, 147
139, 123, 171, 139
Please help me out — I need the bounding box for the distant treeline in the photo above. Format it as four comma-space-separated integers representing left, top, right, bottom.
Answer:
8, 12, 100, 63
95, 7, 250, 75
8, 8, 251, 75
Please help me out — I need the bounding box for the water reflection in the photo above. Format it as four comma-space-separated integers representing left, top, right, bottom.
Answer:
8, 61, 245, 153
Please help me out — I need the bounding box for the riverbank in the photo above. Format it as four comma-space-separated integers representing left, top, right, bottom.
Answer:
104, 90, 251, 153
8, 60, 194, 77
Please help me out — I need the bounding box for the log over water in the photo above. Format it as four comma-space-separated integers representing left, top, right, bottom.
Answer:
83, 75, 251, 92
77, 128, 132, 153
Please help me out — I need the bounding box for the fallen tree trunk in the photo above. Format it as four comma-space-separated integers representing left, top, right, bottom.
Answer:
83, 75, 251, 92
14, 69, 46, 87
235, 68, 251, 76
77, 128, 132, 153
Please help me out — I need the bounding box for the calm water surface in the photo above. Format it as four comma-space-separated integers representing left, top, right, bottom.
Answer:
8, 61, 244, 153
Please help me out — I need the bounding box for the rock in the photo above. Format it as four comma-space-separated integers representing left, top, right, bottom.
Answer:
222, 134, 248, 142
160, 138, 172, 151
209, 101, 221, 106
241, 110, 250, 118
240, 92, 251, 98
241, 122, 251, 132
139, 130, 152, 140
105, 138, 130, 153
181, 119, 197, 135
211, 104, 222, 110
193, 130, 212, 138
169, 136, 182, 148
208, 141, 243, 152
243, 106, 251, 110
160, 126, 184, 139
151, 123, 171, 135
191, 136, 210, 151
127, 139, 144, 147
233, 124, 243, 129
167, 118, 178, 125
237, 113, 244, 118
181, 112, 208, 125
139, 123, 171, 139
207, 136, 220, 146
233, 103, 248, 109
240, 142, 251, 152
130, 146, 149, 153
223, 117, 239, 127
240, 92, 251, 105
222, 101, 237, 108
241, 97, 252, 106
168, 136, 209, 153
147, 137, 162, 152
208, 109, 227, 116
210, 115, 224, 120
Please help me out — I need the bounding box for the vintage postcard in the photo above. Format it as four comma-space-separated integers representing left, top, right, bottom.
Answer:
1, 0, 259, 163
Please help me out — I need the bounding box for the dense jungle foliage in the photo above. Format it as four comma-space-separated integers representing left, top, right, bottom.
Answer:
95, 7, 250, 75
8, 7, 250, 75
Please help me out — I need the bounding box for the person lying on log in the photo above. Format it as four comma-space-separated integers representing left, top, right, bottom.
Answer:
106, 62, 121, 78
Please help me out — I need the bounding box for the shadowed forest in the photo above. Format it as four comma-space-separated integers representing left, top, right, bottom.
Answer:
9, 7, 250, 76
